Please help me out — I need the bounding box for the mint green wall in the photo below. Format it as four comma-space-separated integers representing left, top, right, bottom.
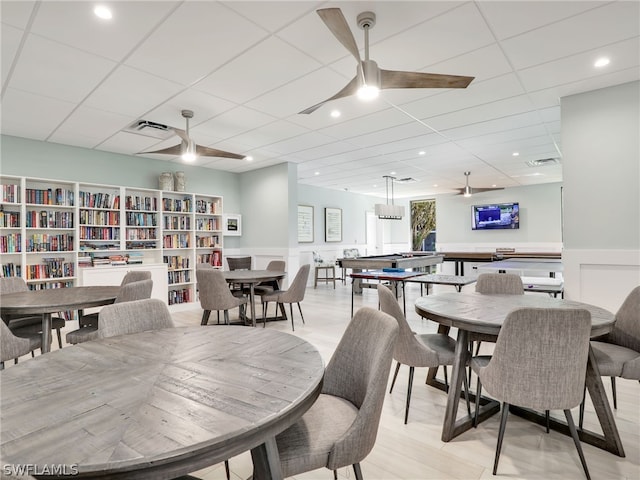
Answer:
0, 135, 241, 209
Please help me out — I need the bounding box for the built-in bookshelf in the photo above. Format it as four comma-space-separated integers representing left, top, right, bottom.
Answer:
0, 175, 224, 307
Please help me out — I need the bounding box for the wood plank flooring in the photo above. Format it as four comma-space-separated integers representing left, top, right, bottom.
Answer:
11, 280, 640, 480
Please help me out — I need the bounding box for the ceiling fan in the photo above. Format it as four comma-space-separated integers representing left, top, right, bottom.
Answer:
457, 171, 503, 197
139, 110, 246, 161
299, 8, 475, 114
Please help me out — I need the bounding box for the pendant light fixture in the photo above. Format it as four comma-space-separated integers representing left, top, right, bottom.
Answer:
375, 175, 405, 220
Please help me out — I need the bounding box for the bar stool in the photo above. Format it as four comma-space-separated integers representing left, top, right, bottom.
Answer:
314, 264, 336, 289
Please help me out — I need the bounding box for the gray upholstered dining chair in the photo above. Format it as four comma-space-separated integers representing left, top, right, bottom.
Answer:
275, 306, 399, 480
196, 268, 247, 326
472, 273, 524, 355
378, 284, 469, 424
253, 260, 286, 296
1, 276, 66, 349
78, 270, 152, 329
66, 279, 153, 344
470, 307, 592, 479
96, 298, 174, 338
580, 285, 640, 428
1, 317, 42, 369
226, 256, 252, 294
261, 264, 310, 331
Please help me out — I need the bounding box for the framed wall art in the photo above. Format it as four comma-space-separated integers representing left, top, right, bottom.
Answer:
297, 205, 314, 243
223, 213, 242, 236
324, 207, 342, 242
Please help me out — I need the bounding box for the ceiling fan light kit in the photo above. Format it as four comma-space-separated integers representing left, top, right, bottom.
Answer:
299, 8, 474, 114
138, 109, 246, 162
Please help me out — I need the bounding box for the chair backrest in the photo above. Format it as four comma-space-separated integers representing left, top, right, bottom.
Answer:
120, 270, 152, 285
478, 307, 591, 411
378, 284, 438, 365
312, 252, 323, 264
475, 273, 524, 295
322, 306, 398, 469
227, 256, 251, 271
97, 299, 174, 339
607, 285, 640, 351
115, 279, 153, 303
278, 264, 310, 303
1, 317, 40, 363
265, 260, 286, 272
196, 268, 242, 310
0, 277, 28, 294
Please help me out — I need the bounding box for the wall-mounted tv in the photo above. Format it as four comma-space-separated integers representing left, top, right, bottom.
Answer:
472, 202, 519, 230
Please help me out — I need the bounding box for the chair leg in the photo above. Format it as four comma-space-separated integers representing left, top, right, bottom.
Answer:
493, 402, 510, 475
353, 463, 363, 480
579, 384, 586, 429
405, 366, 415, 424
390, 362, 401, 393
564, 409, 591, 480
289, 303, 295, 331
56, 328, 63, 349
217, 310, 220, 324
333, 470, 338, 480
610, 377, 617, 409
201, 310, 211, 326
223, 310, 229, 325
474, 380, 482, 427
545, 410, 550, 433
443, 365, 449, 391
462, 368, 471, 416
297, 302, 305, 324
224, 460, 230, 480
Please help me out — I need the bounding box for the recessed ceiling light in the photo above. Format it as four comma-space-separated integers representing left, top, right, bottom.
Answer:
314, 171, 320, 175
594, 57, 610, 68
512, 152, 519, 157
330, 110, 341, 118
390, 171, 396, 175
94, 5, 112, 19
433, 184, 438, 187
492, 184, 497, 188
245, 156, 253, 161
373, 184, 377, 188
418, 151, 426, 156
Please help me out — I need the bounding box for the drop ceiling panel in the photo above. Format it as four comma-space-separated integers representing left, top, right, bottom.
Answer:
229, 120, 308, 150
0, 1, 36, 29
31, 2, 180, 61
84, 66, 184, 117
124, 2, 269, 85
1, 24, 22, 87
9, 35, 117, 103
49, 106, 134, 147
1, 88, 75, 140
194, 37, 320, 105
194, 106, 277, 141
223, 1, 319, 33
500, 2, 640, 70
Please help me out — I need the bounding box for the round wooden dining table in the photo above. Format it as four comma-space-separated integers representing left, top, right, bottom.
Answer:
415, 292, 624, 457
0, 285, 120, 353
222, 270, 286, 327
1, 326, 324, 479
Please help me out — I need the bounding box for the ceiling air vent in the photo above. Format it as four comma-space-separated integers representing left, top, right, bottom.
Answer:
526, 157, 561, 167
123, 120, 174, 140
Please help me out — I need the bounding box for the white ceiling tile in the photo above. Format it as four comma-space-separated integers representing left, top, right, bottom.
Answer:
31, 2, 180, 61
1, 88, 76, 140
0, 1, 36, 29
49, 106, 134, 147
194, 36, 321, 104
478, 1, 608, 40
230, 120, 308, 149
1, 24, 23, 87
195, 106, 277, 140
501, 1, 640, 70
223, 1, 319, 33
9, 34, 117, 103
125, 2, 269, 85
84, 66, 185, 117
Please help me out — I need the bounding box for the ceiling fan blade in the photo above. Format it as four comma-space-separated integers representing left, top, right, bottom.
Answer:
380, 69, 474, 90
317, 8, 362, 63
138, 144, 182, 156
471, 187, 504, 194
195, 145, 245, 160
172, 127, 190, 143
299, 76, 359, 114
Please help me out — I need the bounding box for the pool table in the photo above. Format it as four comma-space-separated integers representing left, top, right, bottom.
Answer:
338, 253, 444, 294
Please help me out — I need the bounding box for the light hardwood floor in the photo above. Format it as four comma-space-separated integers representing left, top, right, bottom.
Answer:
12, 280, 640, 480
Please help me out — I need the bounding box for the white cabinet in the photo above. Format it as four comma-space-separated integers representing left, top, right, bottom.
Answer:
78, 263, 168, 303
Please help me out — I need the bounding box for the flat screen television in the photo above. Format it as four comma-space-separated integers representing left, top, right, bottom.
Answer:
472, 202, 519, 230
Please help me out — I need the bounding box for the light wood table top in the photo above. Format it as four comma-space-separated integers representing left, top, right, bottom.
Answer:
0, 285, 120, 353
1, 326, 324, 479
414, 292, 623, 457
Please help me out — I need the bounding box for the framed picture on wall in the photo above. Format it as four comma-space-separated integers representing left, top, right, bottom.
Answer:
223, 214, 242, 236
297, 205, 314, 243
324, 207, 342, 242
